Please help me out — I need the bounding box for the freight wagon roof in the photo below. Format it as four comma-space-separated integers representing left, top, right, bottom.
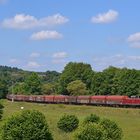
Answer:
91, 96, 106, 99
106, 96, 128, 100
54, 95, 66, 99
44, 95, 54, 98
77, 96, 91, 99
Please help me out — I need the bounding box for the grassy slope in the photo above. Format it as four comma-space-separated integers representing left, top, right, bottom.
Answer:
1, 100, 140, 140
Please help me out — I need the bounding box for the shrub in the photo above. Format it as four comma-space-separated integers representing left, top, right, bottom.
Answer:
100, 118, 123, 140
0, 103, 3, 120
83, 114, 100, 124
74, 123, 106, 140
1, 110, 53, 140
57, 115, 79, 132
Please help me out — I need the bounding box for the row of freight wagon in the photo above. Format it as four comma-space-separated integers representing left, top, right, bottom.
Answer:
7, 94, 140, 107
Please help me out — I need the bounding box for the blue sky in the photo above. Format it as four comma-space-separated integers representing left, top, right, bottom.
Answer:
0, 0, 140, 72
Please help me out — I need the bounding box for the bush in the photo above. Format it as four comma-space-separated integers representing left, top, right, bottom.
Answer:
0, 103, 3, 120
57, 115, 79, 132
1, 110, 53, 140
100, 118, 123, 140
83, 114, 100, 124
75, 115, 123, 140
74, 123, 106, 140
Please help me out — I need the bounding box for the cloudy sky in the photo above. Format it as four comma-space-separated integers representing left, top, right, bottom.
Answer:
0, 0, 140, 72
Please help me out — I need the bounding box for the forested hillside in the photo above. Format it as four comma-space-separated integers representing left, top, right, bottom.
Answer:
0, 65, 60, 98
0, 63, 140, 98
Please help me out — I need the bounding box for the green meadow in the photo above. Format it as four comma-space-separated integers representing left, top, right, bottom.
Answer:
1, 100, 140, 140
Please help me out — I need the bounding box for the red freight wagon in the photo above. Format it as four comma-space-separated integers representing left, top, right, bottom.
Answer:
90, 96, 106, 104
54, 95, 66, 103
15, 95, 26, 101
77, 96, 90, 104
106, 96, 128, 105
123, 98, 140, 106
28, 96, 36, 102
44, 95, 54, 103
65, 96, 77, 104
36, 96, 45, 102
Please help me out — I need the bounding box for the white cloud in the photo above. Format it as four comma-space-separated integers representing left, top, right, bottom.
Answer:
127, 32, 140, 42
27, 61, 40, 68
127, 32, 140, 48
30, 52, 40, 58
92, 54, 140, 71
52, 52, 68, 59
2, 13, 69, 29
9, 58, 19, 64
30, 30, 63, 40
52, 52, 68, 64
91, 10, 118, 24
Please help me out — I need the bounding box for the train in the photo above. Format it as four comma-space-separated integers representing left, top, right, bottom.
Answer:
6, 94, 140, 107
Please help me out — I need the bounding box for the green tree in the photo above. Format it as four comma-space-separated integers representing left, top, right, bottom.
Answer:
0, 80, 8, 98
58, 62, 94, 94
43, 71, 60, 83
57, 115, 79, 132
1, 110, 53, 140
91, 66, 120, 95
0, 72, 10, 98
67, 80, 88, 95
9, 82, 25, 95
24, 73, 42, 95
0, 102, 4, 120
42, 83, 56, 95
100, 118, 123, 140
74, 123, 106, 140
112, 68, 140, 96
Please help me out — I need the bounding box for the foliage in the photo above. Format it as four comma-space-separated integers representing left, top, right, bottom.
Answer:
24, 73, 42, 95
83, 114, 100, 124
67, 80, 89, 95
9, 83, 25, 95
0, 80, 8, 98
42, 71, 60, 83
59, 62, 94, 94
0, 72, 10, 98
91, 66, 120, 95
42, 83, 56, 95
1, 110, 53, 140
1, 64, 140, 96
74, 123, 106, 140
0, 102, 4, 120
57, 115, 79, 132
112, 68, 140, 96
75, 114, 123, 140
91, 66, 140, 96
0, 66, 60, 97
100, 118, 123, 140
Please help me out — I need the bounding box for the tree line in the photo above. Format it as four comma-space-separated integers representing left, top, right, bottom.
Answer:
0, 62, 140, 97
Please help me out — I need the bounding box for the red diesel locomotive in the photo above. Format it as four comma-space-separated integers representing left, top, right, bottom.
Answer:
7, 94, 140, 107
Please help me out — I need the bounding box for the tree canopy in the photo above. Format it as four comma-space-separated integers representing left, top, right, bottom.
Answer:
24, 72, 42, 95
0, 63, 140, 97
67, 80, 88, 96
1, 110, 53, 140
58, 62, 94, 94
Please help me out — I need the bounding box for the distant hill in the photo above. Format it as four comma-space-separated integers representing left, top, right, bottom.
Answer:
0, 65, 60, 84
